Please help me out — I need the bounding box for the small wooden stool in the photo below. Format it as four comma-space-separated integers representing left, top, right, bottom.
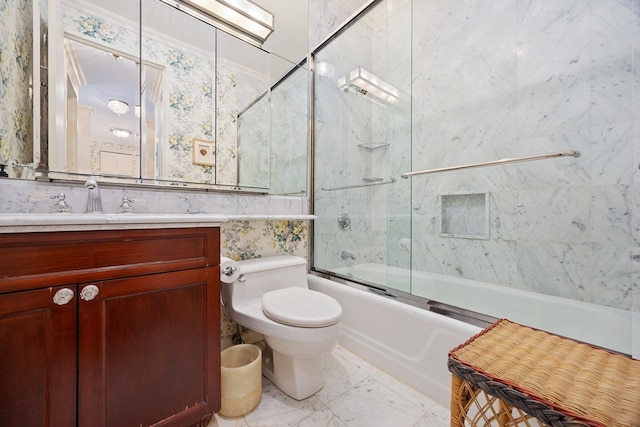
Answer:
447, 319, 640, 426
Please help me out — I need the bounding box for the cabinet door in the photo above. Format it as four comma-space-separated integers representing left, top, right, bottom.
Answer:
0, 286, 77, 427
78, 267, 220, 427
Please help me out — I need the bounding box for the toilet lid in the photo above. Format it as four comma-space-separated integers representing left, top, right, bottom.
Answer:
262, 287, 342, 328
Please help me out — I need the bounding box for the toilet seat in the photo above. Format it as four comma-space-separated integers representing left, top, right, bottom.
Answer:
262, 287, 342, 328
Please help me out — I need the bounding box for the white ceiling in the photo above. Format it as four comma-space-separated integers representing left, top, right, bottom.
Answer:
254, 0, 309, 64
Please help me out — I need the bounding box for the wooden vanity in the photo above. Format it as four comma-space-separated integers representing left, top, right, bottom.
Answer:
0, 225, 221, 427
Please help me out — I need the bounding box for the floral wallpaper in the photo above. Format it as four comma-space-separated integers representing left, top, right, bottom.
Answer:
61, 0, 271, 185
0, 0, 33, 176
219, 219, 309, 341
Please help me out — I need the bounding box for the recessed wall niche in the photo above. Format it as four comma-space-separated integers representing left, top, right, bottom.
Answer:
440, 193, 489, 239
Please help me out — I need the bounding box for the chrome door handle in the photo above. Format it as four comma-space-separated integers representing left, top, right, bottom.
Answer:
53, 288, 75, 305
80, 284, 100, 301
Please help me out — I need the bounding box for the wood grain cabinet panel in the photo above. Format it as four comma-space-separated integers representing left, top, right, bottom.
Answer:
0, 228, 221, 427
0, 286, 77, 427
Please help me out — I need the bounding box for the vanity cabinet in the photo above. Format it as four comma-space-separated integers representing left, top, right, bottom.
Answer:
0, 227, 221, 427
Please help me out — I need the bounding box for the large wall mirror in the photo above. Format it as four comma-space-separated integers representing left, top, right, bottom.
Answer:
33, 0, 309, 194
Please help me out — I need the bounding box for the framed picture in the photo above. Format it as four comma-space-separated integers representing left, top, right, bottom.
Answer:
192, 138, 216, 166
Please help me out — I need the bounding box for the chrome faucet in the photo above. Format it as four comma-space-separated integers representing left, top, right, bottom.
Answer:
84, 175, 103, 213
341, 251, 356, 260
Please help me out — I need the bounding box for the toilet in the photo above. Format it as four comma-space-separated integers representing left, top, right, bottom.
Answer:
221, 255, 342, 400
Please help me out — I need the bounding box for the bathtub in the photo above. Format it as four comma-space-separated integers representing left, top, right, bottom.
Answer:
308, 265, 634, 407
330, 263, 632, 357
307, 274, 481, 407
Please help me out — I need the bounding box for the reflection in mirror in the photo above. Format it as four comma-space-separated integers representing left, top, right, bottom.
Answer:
268, 63, 309, 194
237, 60, 309, 194
216, 30, 270, 189
61, 37, 143, 177
33, 0, 310, 193
237, 91, 269, 188
47, 0, 141, 181
141, 0, 216, 185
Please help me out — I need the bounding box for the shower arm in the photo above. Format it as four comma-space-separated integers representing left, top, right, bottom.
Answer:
400, 150, 581, 178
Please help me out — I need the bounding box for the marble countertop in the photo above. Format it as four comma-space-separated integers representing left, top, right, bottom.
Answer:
0, 213, 316, 233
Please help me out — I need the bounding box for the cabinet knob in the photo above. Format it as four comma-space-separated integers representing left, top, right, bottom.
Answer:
53, 288, 75, 305
80, 285, 100, 301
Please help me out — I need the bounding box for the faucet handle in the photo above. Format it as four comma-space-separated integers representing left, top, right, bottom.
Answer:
50, 193, 72, 213
119, 196, 135, 213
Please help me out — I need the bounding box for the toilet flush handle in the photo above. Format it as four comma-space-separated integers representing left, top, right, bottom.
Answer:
222, 265, 237, 276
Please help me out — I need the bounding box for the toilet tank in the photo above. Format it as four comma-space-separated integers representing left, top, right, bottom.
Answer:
225, 255, 309, 307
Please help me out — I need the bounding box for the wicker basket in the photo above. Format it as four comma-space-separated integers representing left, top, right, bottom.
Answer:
447, 319, 640, 427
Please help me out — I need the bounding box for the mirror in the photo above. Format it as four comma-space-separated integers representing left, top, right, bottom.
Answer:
237, 60, 309, 193
55, 38, 144, 178
216, 29, 270, 188
34, 0, 309, 193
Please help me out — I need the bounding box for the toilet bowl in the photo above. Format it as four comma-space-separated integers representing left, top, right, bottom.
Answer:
221, 255, 342, 400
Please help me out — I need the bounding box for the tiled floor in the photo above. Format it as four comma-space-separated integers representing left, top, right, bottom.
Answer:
210, 345, 450, 427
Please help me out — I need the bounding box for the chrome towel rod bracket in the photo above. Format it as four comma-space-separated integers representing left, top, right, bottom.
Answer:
400, 150, 581, 178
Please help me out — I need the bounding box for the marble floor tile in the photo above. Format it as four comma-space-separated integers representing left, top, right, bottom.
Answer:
210, 345, 449, 427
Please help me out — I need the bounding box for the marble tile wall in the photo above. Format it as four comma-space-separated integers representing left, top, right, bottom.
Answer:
411, 0, 639, 311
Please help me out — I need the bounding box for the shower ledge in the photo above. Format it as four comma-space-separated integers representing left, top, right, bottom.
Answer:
0, 213, 316, 233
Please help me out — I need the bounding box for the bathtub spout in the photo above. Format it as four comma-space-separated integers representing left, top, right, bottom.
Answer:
341, 251, 357, 260
341, 251, 356, 260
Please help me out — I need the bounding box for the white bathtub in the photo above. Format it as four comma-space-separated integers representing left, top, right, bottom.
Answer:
308, 274, 481, 407
330, 263, 633, 356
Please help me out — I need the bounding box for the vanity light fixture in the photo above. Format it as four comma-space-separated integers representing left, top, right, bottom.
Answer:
110, 127, 133, 138
337, 66, 401, 104
178, 0, 274, 45
107, 99, 130, 115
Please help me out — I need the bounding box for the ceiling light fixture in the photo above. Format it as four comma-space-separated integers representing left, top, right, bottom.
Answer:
110, 127, 133, 138
338, 67, 401, 104
107, 99, 130, 115
177, 0, 274, 45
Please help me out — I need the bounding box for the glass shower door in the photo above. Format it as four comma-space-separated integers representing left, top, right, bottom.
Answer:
312, 0, 412, 294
